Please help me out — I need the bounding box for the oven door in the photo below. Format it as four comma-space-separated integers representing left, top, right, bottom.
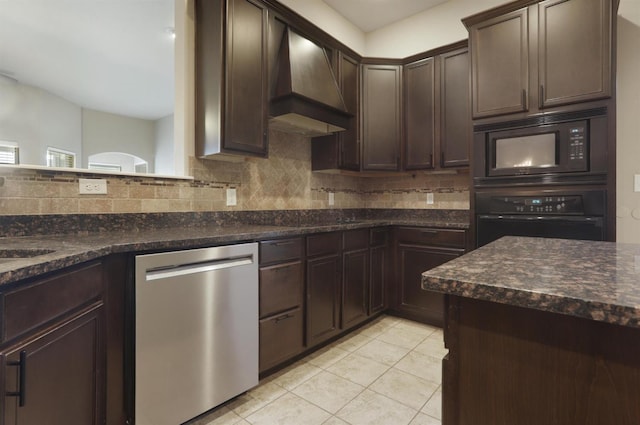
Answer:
476, 215, 605, 248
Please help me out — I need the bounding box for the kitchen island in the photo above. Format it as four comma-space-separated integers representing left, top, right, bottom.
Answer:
422, 236, 640, 425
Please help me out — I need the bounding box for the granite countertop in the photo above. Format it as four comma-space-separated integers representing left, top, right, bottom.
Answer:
422, 236, 640, 329
0, 218, 468, 287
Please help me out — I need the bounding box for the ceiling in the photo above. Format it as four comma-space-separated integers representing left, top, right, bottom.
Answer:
0, 0, 175, 120
322, 0, 449, 32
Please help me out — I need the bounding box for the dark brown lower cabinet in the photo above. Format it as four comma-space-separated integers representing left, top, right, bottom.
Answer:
259, 307, 304, 372
444, 296, 640, 425
342, 230, 369, 330
306, 232, 342, 347
0, 261, 107, 425
369, 228, 389, 315
258, 238, 304, 373
393, 227, 465, 326
2, 306, 104, 425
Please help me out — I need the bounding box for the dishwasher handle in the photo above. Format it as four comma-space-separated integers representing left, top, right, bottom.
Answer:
144, 256, 254, 281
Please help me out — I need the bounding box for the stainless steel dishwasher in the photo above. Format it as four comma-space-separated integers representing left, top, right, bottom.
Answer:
134, 243, 258, 425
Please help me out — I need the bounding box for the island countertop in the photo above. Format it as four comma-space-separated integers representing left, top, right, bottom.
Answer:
422, 236, 640, 329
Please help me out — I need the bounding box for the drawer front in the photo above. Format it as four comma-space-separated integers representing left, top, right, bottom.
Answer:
307, 232, 341, 258
2, 261, 103, 342
259, 307, 304, 372
259, 261, 303, 318
260, 238, 303, 265
370, 227, 389, 246
395, 227, 465, 248
343, 229, 369, 251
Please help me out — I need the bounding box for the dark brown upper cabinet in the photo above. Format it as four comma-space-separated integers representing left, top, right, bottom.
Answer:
195, 0, 269, 158
403, 43, 470, 170
538, 0, 612, 108
312, 51, 361, 171
361, 63, 402, 171
404, 57, 436, 170
440, 47, 471, 168
465, 0, 615, 120
467, 8, 529, 119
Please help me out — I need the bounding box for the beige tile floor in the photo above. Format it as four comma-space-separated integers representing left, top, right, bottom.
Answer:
187, 315, 445, 425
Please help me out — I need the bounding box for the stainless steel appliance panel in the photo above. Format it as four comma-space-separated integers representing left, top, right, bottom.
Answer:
135, 243, 259, 425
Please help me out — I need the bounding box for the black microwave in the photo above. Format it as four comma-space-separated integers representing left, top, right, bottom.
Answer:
486, 120, 588, 177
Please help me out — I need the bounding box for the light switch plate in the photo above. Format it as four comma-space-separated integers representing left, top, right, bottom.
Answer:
226, 188, 237, 206
79, 178, 107, 195
426, 193, 434, 205
328, 192, 335, 206
635, 174, 640, 192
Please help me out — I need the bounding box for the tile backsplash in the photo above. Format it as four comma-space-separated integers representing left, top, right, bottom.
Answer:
0, 130, 469, 215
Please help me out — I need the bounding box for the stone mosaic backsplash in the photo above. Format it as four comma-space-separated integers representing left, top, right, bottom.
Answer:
0, 129, 469, 215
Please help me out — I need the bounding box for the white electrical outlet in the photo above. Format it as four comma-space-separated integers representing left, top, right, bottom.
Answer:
426, 193, 434, 205
328, 192, 335, 206
226, 188, 237, 206
635, 174, 640, 192
79, 178, 107, 195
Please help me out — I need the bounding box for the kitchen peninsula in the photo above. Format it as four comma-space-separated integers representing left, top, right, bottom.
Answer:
422, 236, 640, 425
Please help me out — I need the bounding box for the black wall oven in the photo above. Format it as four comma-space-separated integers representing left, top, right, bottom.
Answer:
472, 108, 612, 247
475, 188, 606, 247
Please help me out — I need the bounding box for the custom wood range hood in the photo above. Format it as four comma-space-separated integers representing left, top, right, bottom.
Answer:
269, 27, 352, 137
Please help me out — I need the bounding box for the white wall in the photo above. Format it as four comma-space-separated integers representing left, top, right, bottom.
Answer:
277, 0, 366, 54
154, 114, 175, 175
82, 108, 155, 173
365, 0, 512, 57
279, 0, 512, 58
0, 81, 82, 166
616, 8, 640, 243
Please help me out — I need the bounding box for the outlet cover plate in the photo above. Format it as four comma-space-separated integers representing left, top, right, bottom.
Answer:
635, 174, 640, 192
226, 188, 237, 206
328, 192, 335, 206
426, 193, 434, 205
79, 178, 107, 195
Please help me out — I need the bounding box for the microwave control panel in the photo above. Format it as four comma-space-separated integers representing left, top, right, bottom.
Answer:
489, 195, 584, 214
568, 125, 587, 168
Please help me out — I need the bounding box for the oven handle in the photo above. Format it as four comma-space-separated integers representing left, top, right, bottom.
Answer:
478, 215, 603, 224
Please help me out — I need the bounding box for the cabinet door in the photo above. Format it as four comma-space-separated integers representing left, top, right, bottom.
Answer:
369, 244, 388, 315
362, 64, 402, 171
470, 8, 529, 118
396, 245, 463, 326
2, 306, 104, 425
306, 255, 341, 347
538, 0, 612, 108
404, 58, 436, 170
339, 52, 361, 170
259, 307, 304, 373
440, 48, 470, 168
342, 249, 369, 329
223, 0, 268, 155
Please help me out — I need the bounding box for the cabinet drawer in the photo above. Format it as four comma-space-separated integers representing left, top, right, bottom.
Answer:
259, 261, 303, 318
2, 261, 103, 343
307, 232, 341, 258
260, 238, 303, 265
259, 307, 304, 372
370, 228, 389, 246
343, 229, 369, 251
395, 227, 465, 248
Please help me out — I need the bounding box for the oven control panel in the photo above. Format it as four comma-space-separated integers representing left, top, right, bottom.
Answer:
489, 195, 584, 214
